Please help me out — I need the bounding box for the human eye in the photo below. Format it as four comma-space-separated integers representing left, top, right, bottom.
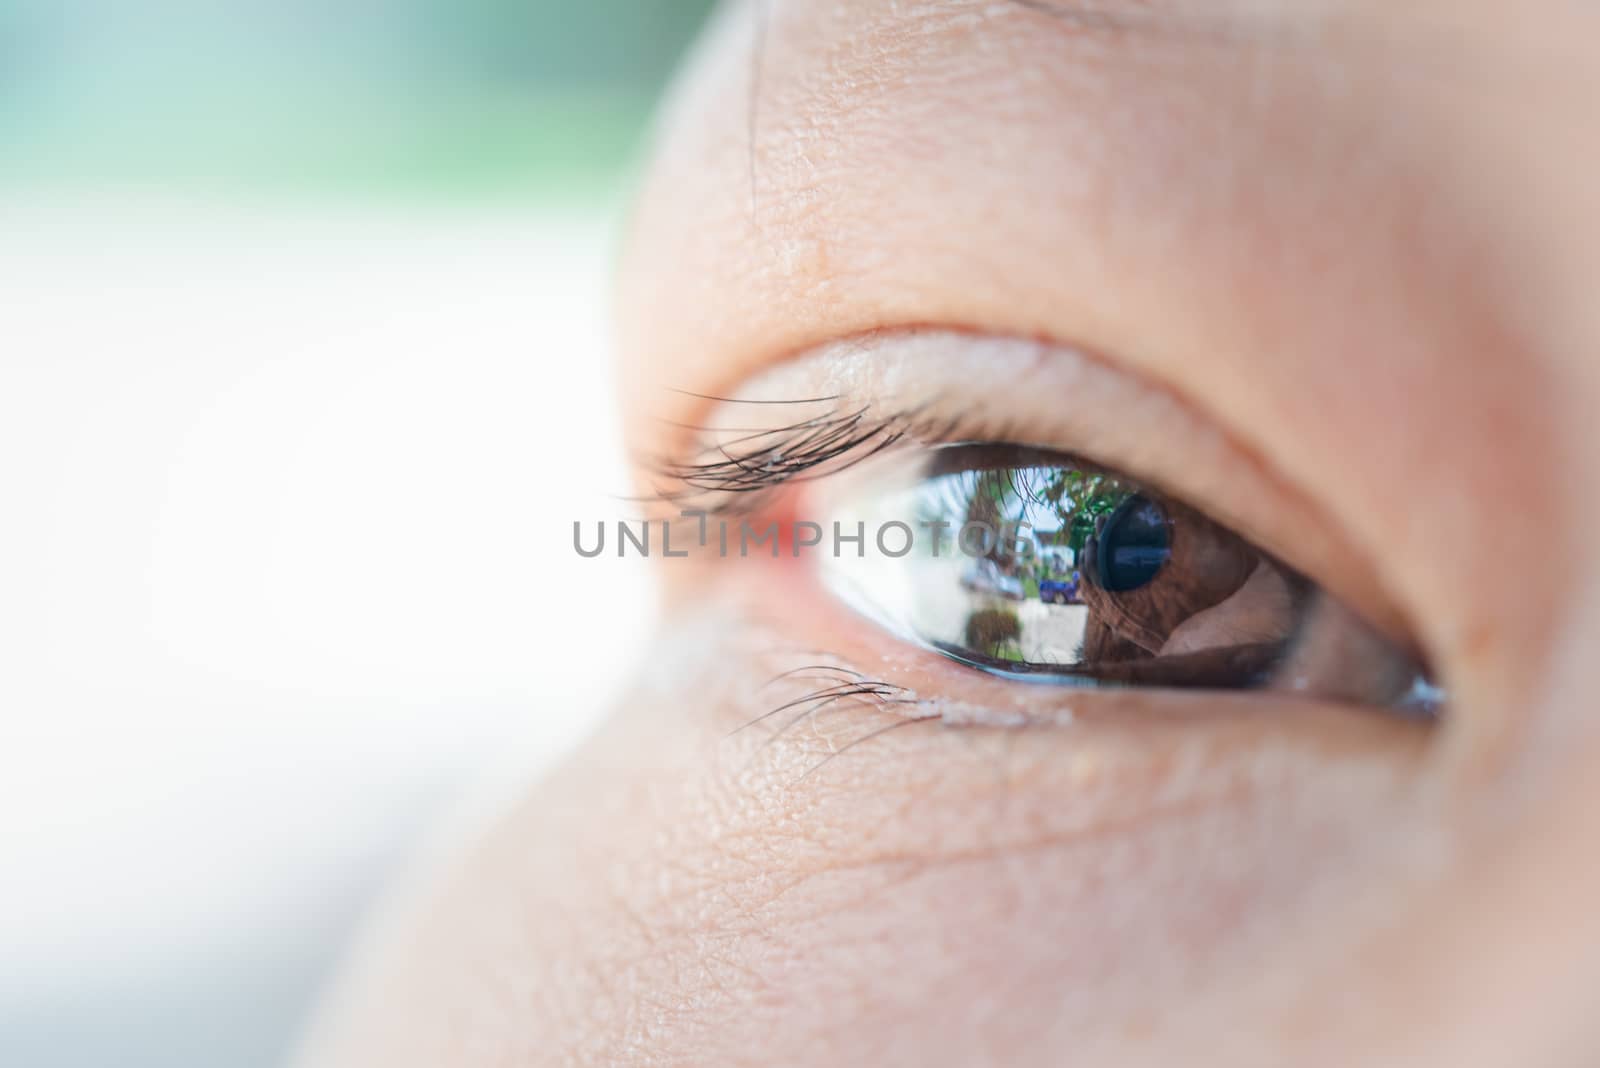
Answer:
653, 330, 1445, 723
816, 442, 1441, 716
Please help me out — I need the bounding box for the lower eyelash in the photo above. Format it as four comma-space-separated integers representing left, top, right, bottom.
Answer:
740, 664, 923, 739
793, 716, 938, 781
731, 660, 941, 780
739, 657, 1083, 782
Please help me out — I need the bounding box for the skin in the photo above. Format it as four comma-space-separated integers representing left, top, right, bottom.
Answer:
303, 2, 1600, 1065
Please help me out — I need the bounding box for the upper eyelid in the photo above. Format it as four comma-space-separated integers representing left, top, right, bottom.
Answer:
646, 333, 1255, 526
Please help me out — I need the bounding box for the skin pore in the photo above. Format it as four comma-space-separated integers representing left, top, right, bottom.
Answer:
303, 2, 1600, 1066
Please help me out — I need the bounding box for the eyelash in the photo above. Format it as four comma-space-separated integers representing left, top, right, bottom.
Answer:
649, 395, 1004, 513
647, 384, 1441, 720
738, 662, 940, 782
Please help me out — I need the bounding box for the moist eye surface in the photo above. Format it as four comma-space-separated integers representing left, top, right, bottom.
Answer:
817, 443, 1442, 715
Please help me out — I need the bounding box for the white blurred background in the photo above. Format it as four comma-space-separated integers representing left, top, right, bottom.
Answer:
0, 3, 712, 1065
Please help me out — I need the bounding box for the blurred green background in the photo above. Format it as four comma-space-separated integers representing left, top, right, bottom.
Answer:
0, 0, 718, 197
0, 6, 718, 1068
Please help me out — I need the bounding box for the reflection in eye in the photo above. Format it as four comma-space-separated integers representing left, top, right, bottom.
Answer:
1090, 495, 1171, 592
818, 445, 1443, 716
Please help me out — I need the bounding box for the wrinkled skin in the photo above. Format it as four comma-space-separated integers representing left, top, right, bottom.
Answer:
302, 2, 1600, 1066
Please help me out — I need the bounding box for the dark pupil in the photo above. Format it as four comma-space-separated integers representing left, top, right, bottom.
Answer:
1095, 495, 1171, 592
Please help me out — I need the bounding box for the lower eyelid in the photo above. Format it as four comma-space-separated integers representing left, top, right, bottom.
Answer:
677, 606, 1436, 875
720, 554, 1431, 741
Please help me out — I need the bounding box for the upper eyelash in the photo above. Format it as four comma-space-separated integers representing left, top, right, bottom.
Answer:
654, 398, 911, 506
644, 394, 1007, 514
